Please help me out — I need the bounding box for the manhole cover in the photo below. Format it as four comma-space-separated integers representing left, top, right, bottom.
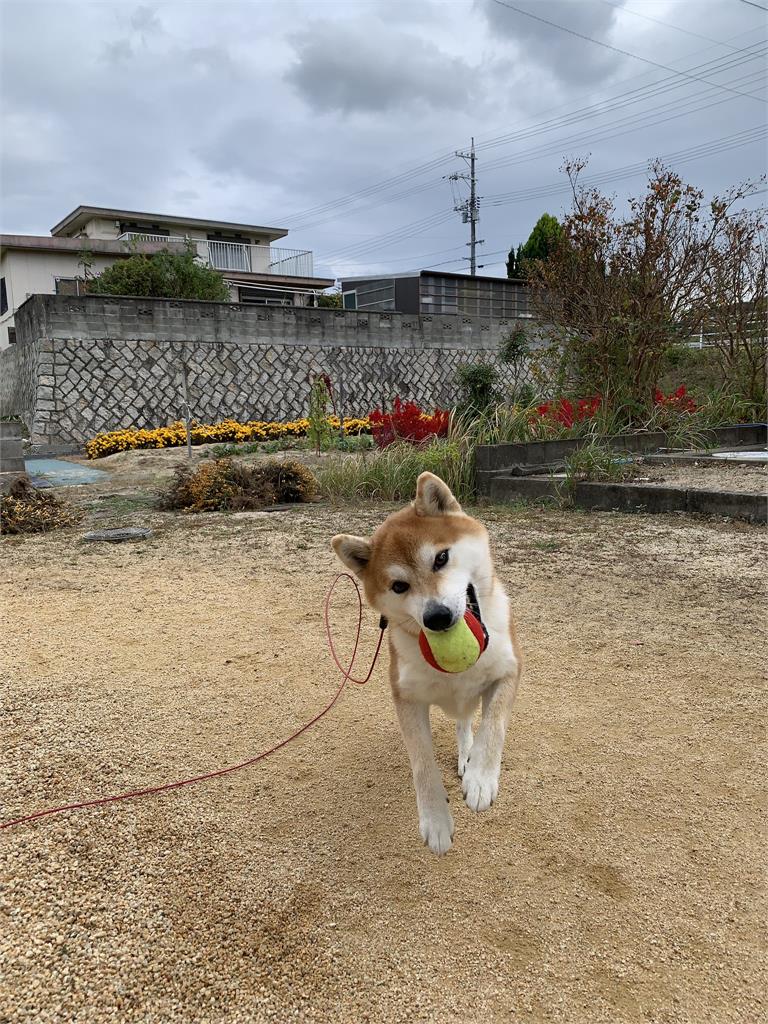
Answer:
82, 527, 153, 543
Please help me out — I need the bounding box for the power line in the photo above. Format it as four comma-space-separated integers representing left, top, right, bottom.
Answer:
323, 125, 766, 273
291, 41, 766, 233
422, 248, 510, 272
599, 0, 740, 49
474, 42, 766, 161
738, 0, 768, 11
479, 67, 766, 176
480, 79, 767, 177
319, 69, 765, 266
286, 29, 764, 229
483, 125, 767, 206
490, 0, 765, 102
319, 210, 456, 263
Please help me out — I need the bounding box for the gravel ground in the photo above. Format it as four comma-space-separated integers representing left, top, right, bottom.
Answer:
1, 489, 766, 1024
637, 459, 767, 494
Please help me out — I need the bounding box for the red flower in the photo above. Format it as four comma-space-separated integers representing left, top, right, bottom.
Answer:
369, 397, 449, 448
654, 385, 696, 413
531, 395, 602, 430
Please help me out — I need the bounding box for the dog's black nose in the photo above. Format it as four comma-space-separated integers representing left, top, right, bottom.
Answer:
423, 602, 454, 632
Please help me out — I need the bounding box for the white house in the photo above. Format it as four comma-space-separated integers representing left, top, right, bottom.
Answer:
0, 205, 333, 347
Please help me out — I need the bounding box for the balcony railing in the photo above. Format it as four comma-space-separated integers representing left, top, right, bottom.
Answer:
118, 233, 314, 278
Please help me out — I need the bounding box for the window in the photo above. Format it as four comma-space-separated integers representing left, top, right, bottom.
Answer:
342, 290, 357, 310
119, 221, 170, 238
0, 278, 7, 316
238, 286, 293, 306
7, 327, 16, 345
55, 278, 83, 296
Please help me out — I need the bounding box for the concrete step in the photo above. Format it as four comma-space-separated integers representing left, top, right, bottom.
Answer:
0, 436, 25, 474
488, 474, 766, 523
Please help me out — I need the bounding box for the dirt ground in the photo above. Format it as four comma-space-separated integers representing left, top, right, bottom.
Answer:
1, 462, 766, 1024
636, 459, 767, 495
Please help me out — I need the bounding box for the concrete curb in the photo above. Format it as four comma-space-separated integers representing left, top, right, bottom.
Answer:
476, 424, 767, 496
488, 475, 767, 523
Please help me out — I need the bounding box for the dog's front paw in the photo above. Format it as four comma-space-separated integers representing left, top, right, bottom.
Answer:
458, 750, 471, 778
418, 803, 455, 855
462, 765, 499, 812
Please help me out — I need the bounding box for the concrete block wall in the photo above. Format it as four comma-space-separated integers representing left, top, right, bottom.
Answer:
0, 294, 535, 448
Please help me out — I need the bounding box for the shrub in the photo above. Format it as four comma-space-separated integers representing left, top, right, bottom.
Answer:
456, 362, 501, 413
86, 416, 372, 459
158, 459, 317, 513
368, 398, 449, 448
531, 159, 764, 412
88, 244, 231, 302
317, 440, 472, 504
1, 478, 82, 534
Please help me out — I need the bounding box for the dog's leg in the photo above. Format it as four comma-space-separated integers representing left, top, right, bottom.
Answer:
393, 694, 454, 855
456, 716, 473, 778
462, 673, 518, 812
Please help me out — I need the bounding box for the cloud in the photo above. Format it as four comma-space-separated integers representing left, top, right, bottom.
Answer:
130, 5, 163, 39
0, 0, 762, 285
285, 22, 478, 114
479, 0, 627, 86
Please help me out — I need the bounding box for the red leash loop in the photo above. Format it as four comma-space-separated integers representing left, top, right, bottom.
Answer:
324, 572, 385, 685
1, 573, 384, 831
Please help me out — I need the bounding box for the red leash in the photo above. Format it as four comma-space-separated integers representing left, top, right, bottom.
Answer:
1, 573, 385, 831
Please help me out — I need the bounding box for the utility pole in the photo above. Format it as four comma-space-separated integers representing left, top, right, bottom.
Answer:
447, 137, 483, 276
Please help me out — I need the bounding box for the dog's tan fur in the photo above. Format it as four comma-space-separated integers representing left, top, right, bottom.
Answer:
333, 472, 522, 854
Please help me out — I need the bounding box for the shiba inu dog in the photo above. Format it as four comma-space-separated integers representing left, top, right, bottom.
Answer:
332, 472, 522, 855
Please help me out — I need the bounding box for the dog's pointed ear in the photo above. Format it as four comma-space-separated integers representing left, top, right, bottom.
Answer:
414, 472, 462, 517
332, 534, 372, 575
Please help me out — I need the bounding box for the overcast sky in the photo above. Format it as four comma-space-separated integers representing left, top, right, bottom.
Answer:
1, 0, 766, 281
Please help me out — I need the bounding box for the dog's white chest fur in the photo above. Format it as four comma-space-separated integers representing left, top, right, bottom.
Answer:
391, 581, 517, 718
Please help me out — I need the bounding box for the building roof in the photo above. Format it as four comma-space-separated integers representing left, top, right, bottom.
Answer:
0, 234, 186, 255
50, 205, 289, 241
340, 269, 527, 285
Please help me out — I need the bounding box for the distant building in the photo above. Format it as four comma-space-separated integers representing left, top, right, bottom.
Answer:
340, 270, 530, 319
0, 205, 333, 347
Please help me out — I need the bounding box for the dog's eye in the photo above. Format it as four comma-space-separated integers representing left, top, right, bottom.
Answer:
433, 549, 449, 571
391, 581, 410, 594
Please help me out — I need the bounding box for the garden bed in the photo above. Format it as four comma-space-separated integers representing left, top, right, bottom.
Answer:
475, 423, 767, 495
636, 460, 766, 495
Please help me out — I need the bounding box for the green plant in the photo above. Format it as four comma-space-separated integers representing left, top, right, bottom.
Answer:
558, 441, 640, 508
329, 433, 374, 453
307, 375, 333, 454
498, 328, 530, 366
1, 478, 82, 534
507, 213, 563, 279
316, 290, 342, 308
158, 458, 317, 512
88, 242, 230, 302
317, 440, 473, 504
563, 441, 638, 484
456, 362, 500, 413
210, 438, 311, 459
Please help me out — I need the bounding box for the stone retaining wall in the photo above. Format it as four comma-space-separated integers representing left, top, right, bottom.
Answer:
1, 294, 535, 448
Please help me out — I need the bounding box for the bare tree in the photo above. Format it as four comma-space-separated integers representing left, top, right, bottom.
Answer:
530, 159, 765, 414
701, 207, 767, 408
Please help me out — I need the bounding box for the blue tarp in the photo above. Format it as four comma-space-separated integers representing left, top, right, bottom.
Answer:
25, 459, 109, 488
